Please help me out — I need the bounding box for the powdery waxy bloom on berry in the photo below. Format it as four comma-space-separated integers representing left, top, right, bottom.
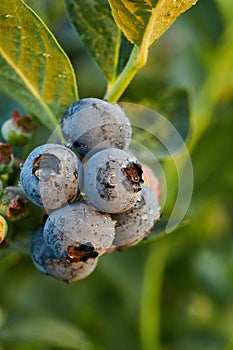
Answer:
61, 98, 132, 156
31, 227, 98, 283
111, 185, 161, 248
20, 144, 81, 210
1, 110, 36, 146
43, 201, 115, 260
83, 148, 144, 213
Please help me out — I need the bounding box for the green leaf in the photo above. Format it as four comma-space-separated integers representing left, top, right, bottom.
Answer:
0, 317, 96, 350
117, 34, 134, 76
0, 0, 78, 132
65, 0, 120, 82
108, 0, 198, 47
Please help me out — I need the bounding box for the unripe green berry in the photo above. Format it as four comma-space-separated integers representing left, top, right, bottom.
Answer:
1, 110, 36, 146
0, 143, 14, 174
0, 186, 31, 222
0, 215, 8, 244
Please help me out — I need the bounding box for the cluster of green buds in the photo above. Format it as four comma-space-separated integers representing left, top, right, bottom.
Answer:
0, 110, 36, 245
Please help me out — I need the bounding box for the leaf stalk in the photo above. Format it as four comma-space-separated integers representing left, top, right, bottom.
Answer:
104, 44, 148, 102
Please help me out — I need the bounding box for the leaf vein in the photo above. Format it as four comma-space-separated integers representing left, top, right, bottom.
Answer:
0, 46, 57, 128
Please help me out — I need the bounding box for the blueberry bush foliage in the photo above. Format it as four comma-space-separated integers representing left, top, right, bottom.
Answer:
0, 1, 233, 350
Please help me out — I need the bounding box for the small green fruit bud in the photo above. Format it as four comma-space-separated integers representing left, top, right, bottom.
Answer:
0, 143, 14, 174
1, 110, 36, 146
0, 215, 8, 244
0, 186, 31, 222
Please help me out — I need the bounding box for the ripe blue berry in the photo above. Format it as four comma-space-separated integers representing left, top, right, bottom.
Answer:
31, 227, 98, 282
83, 148, 144, 213
111, 185, 161, 248
61, 98, 132, 155
46, 255, 98, 283
20, 144, 81, 210
43, 201, 115, 260
31, 227, 50, 274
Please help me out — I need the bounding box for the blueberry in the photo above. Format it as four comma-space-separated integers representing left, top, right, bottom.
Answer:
83, 148, 144, 213
43, 201, 115, 259
111, 185, 161, 248
31, 226, 98, 282
20, 144, 81, 210
45, 254, 98, 283
30, 226, 50, 274
61, 98, 132, 155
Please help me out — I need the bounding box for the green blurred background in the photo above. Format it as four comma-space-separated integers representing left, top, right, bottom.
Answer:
0, 1, 232, 349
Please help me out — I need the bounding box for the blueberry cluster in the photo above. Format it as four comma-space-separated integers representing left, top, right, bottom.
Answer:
20, 98, 161, 283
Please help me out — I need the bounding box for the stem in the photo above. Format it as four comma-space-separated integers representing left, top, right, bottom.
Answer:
104, 45, 148, 102
140, 239, 169, 350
